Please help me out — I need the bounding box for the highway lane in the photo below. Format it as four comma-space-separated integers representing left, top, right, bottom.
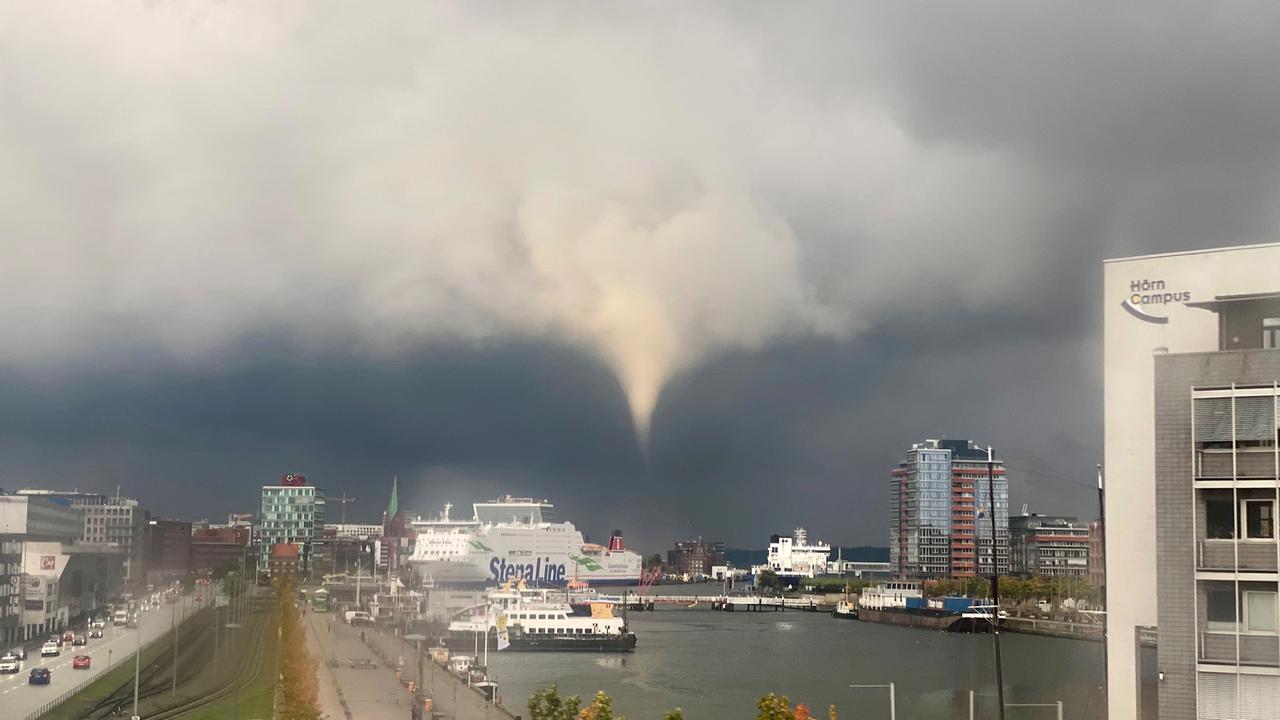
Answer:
2, 593, 202, 720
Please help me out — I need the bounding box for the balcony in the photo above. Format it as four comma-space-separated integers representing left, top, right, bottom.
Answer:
1199, 541, 1280, 572
1197, 449, 1279, 480
1200, 632, 1280, 667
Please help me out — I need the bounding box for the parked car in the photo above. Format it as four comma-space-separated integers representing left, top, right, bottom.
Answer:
7, 646, 27, 660
72, 635, 87, 646
72, 655, 91, 670
40, 642, 60, 657
0, 654, 21, 674
89, 628, 104, 639
28, 667, 51, 685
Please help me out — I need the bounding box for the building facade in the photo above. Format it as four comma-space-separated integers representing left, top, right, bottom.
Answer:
1009, 514, 1090, 577
16, 491, 148, 586
1104, 242, 1280, 720
667, 539, 726, 578
144, 519, 192, 577
889, 438, 1009, 579
258, 474, 325, 577
0, 493, 88, 644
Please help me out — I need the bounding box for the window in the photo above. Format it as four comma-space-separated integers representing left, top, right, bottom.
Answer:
1264, 317, 1280, 349
1244, 500, 1275, 540
1205, 496, 1235, 539
1207, 589, 1238, 632
1244, 590, 1277, 633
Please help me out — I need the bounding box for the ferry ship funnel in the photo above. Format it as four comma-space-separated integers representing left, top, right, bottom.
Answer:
608, 531, 625, 552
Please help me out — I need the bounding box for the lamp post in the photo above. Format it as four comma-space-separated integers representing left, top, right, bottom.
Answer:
849, 683, 896, 720
984, 445, 1007, 720
404, 633, 427, 707
132, 607, 142, 720
225, 622, 243, 720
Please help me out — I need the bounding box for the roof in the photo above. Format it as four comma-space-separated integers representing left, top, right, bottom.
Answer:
1103, 241, 1280, 264
1186, 291, 1280, 309
270, 543, 300, 559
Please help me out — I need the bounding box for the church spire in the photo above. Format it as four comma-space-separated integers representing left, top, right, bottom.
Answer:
386, 475, 399, 520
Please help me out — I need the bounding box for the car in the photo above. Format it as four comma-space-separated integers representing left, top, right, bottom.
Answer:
49, 635, 63, 647
0, 654, 20, 673
72, 635, 87, 646
91, 618, 106, 629
72, 655, 91, 670
89, 628, 104, 639
40, 642, 60, 657
28, 667, 51, 685
8, 646, 27, 660
61, 631, 75, 644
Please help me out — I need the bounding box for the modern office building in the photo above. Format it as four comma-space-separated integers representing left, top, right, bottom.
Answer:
15, 490, 148, 586
1104, 242, 1280, 720
667, 538, 727, 578
258, 474, 325, 576
1008, 513, 1090, 577
889, 438, 1009, 578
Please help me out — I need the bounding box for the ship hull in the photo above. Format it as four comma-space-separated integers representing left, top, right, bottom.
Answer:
505, 633, 637, 652
411, 519, 642, 588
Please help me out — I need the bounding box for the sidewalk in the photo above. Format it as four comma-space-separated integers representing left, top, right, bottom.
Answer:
305, 611, 412, 720
349, 620, 518, 720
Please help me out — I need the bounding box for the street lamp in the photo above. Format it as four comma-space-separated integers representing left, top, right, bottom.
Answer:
849, 683, 896, 720
225, 622, 244, 720
404, 633, 427, 708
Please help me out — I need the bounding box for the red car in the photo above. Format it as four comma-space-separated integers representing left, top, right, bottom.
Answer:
72, 655, 91, 670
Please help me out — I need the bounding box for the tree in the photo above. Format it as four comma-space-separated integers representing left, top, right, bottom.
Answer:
756, 569, 784, 595
528, 686, 582, 720
646, 553, 664, 570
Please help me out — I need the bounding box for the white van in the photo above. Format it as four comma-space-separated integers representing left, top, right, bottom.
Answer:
344, 610, 372, 626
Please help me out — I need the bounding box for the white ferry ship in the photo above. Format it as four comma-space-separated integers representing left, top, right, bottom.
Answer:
751, 527, 832, 586
409, 497, 643, 587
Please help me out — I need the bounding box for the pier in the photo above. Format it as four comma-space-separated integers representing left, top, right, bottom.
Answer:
627, 594, 833, 612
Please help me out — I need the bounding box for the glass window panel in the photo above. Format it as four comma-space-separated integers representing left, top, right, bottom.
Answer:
1246, 591, 1277, 633
1205, 497, 1235, 539
1207, 589, 1238, 632
1245, 500, 1275, 540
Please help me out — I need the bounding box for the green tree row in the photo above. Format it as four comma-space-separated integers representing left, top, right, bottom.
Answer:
530, 687, 836, 720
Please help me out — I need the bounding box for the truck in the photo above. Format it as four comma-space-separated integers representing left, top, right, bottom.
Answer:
113, 609, 129, 626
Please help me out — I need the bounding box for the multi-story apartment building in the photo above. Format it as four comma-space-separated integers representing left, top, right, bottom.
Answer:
1008, 513, 1090, 577
889, 438, 1009, 579
258, 474, 325, 577
1104, 242, 1280, 720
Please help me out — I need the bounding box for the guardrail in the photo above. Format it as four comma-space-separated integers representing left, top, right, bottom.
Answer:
24, 598, 202, 720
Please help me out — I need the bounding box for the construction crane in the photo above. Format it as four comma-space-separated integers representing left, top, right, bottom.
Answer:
333, 493, 357, 525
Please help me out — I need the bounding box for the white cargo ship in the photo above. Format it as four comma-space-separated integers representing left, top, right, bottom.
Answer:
409, 497, 643, 587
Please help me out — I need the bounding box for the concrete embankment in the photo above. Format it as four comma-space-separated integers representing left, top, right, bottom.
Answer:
1001, 616, 1103, 642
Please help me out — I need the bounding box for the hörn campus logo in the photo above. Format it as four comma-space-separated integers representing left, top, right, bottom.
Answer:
1122, 278, 1191, 324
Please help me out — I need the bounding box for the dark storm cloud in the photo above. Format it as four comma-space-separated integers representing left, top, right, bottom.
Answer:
3, 2, 1280, 551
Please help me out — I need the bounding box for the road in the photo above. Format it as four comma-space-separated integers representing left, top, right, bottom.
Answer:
3, 594, 200, 720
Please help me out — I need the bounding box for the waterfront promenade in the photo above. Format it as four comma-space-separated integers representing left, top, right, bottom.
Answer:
306, 610, 516, 720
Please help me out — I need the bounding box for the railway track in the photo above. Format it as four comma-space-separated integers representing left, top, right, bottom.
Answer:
73, 597, 273, 719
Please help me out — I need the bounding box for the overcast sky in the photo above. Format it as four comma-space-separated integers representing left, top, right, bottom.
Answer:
3, 2, 1279, 550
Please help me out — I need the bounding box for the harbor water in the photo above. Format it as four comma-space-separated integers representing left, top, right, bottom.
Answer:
486, 606, 1106, 720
